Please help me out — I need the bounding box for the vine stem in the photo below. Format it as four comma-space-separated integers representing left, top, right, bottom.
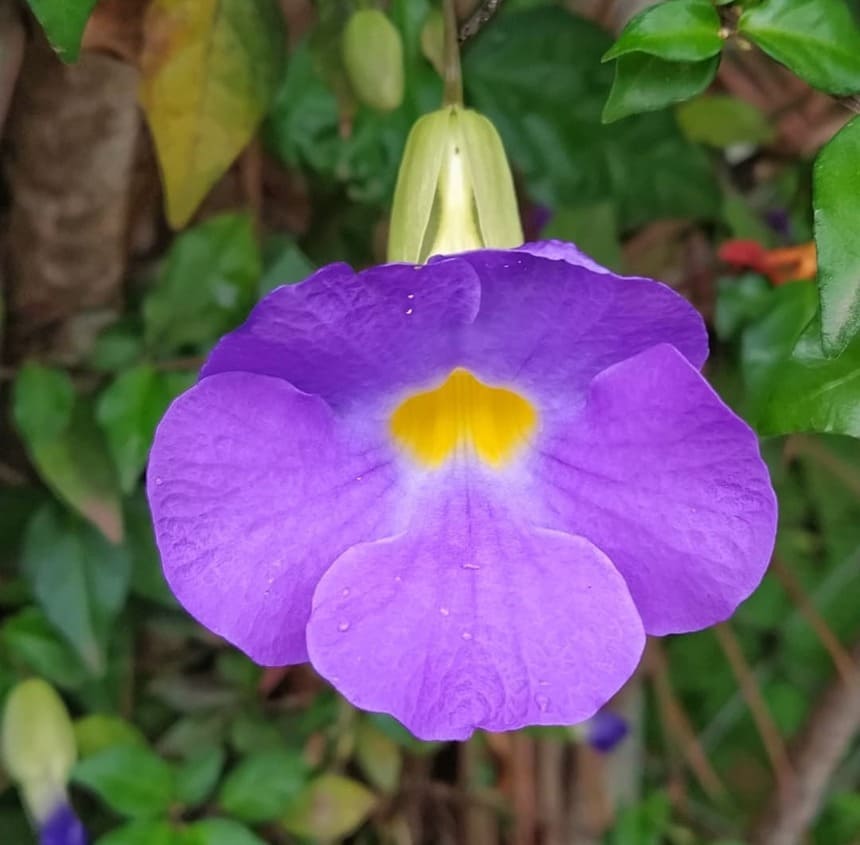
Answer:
442, 0, 463, 106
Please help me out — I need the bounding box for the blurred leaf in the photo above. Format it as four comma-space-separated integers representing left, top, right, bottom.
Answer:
714, 273, 772, 341
13, 366, 123, 543
88, 324, 145, 374
125, 493, 176, 607
367, 712, 441, 755
20, 504, 131, 675
464, 7, 720, 228
96, 365, 176, 493
259, 235, 316, 296
25, 0, 98, 61
73, 745, 176, 818
677, 95, 773, 147
813, 115, 860, 356
97, 820, 177, 845
143, 212, 261, 354
0, 608, 90, 689
218, 748, 309, 823
604, 0, 722, 62
228, 710, 285, 754
185, 819, 266, 845
542, 202, 622, 270
739, 0, 860, 95
175, 746, 225, 807
75, 715, 146, 758
355, 719, 402, 793
281, 774, 377, 841
603, 54, 719, 123
140, 0, 286, 227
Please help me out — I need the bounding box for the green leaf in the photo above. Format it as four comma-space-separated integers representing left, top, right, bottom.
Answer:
464, 7, 720, 228
218, 748, 309, 823
813, 116, 860, 356
143, 212, 261, 355
280, 774, 377, 841
739, 0, 860, 95
73, 745, 176, 818
25, 0, 98, 61
714, 273, 772, 341
13, 366, 123, 543
75, 715, 146, 758
125, 493, 176, 607
0, 608, 90, 689
175, 746, 225, 807
677, 95, 774, 148
542, 202, 622, 271
259, 235, 316, 296
20, 503, 131, 675
96, 366, 177, 493
185, 819, 266, 845
603, 54, 720, 123
604, 0, 723, 62
355, 720, 402, 793
140, 0, 286, 227
97, 820, 177, 845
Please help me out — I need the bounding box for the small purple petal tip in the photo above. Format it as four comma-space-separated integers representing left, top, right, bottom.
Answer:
40, 803, 87, 845
586, 710, 629, 753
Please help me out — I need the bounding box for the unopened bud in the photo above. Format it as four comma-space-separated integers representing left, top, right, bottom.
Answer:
388, 106, 523, 263
342, 10, 404, 112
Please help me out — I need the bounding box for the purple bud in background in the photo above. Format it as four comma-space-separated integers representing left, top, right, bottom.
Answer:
40, 802, 87, 845
764, 208, 792, 240
586, 709, 629, 753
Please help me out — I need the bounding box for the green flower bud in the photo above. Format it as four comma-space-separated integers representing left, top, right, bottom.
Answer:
342, 9, 405, 113
2, 679, 77, 821
388, 106, 523, 263
420, 9, 445, 78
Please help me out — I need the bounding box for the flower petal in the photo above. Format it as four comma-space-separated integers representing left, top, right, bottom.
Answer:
306, 476, 645, 740
534, 343, 777, 634
147, 372, 398, 665
517, 239, 610, 273
457, 250, 708, 398
201, 260, 481, 411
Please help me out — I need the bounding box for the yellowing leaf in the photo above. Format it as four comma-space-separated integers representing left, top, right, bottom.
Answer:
140, 0, 286, 228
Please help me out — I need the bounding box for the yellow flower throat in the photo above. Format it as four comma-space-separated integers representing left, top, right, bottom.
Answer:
390, 369, 537, 469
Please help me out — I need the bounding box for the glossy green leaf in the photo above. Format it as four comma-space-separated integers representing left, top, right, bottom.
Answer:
218, 749, 309, 822
739, 0, 860, 95
603, 54, 720, 123
96, 366, 177, 493
13, 366, 123, 543
143, 212, 261, 355
140, 0, 286, 227
75, 715, 146, 759
186, 819, 266, 845
281, 774, 377, 841
20, 504, 131, 675
604, 0, 723, 62
814, 116, 860, 356
342, 10, 404, 112
677, 95, 773, 148
97, 820, 178, 845
73, 745, 176, 818
175, 746, 225, 807
464, 7, 720, 227
26, 0, 98, 61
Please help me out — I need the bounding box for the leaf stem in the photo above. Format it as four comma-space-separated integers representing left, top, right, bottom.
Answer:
442, 0, 463, 107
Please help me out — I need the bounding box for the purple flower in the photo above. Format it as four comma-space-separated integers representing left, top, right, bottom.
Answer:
39, 802, 87, 845
147, 240, 776, 741
585, 709, 629, 753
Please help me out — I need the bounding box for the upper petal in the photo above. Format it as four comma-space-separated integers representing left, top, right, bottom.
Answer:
517, 239, 610, 273
306, 471, 645, 740
456, 249, 708, 399
201, 260, 481, 412
147, 372, 399, 665
533, 343, 777, 634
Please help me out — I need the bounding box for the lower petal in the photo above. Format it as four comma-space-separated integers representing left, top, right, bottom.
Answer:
148, 372, 397, 665
306, 477, 645, 740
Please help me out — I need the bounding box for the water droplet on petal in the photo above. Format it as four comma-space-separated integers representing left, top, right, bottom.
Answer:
405, 308, 414, 315
535, 694, 550, 712
394, 575, 402, 582
154, 477, 163, 486
338, 621, 350, 632
341, 588, 350, 597
439, 607, 450, 616
461, 631, 472, 640
462, 563, 480, 570
538, 680, 550, 687
407, 293, 415, 299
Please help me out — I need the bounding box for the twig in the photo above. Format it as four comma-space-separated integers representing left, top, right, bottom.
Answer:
647, 640, 726, 800
787, 435, 860, 499
458, 0, 504, 43
770, 556, 859, 687
752, 640, 860, 845
510, 733, 537, 845
714, 623, 795, 797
